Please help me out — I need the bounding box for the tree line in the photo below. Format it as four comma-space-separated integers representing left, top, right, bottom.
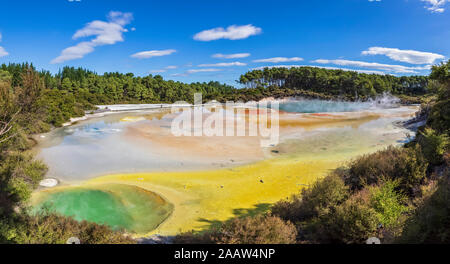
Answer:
1, 64, 430, 110
1, 63, 236, 105
239, 67, 429, 100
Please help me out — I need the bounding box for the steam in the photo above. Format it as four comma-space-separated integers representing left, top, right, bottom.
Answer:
273, 93, 401, 113
366, 92, 401, 109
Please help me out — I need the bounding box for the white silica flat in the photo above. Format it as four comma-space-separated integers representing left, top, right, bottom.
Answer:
39, 178, 59, 188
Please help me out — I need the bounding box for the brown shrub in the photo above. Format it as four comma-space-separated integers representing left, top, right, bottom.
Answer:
175, 215, 297, 244
8, 213, 135, 244
271, 173, 349, 223
312, 190, 379, 244
344, 146, 428, 196
400, 169, 450, 243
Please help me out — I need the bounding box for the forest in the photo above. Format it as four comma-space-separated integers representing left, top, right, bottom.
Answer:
238, 67, 429, 101
1, 63, 430, 113
2, 63, 236, 104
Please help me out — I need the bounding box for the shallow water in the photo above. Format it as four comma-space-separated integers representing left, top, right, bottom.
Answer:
32, 100, 419, 235
36, 189, 133, 229
32, 184, 173, 234
277, 95, 400, 113
36, 103, 416, 183
280, 100, 373, 113
36, 110, 220, 181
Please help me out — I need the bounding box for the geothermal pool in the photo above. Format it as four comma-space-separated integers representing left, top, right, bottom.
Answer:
32, 184, 173, 233
32, 99, 419, 237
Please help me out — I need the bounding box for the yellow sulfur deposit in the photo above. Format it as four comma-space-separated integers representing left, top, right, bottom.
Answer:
120, 116, 147, 122
88, 154, 355, 237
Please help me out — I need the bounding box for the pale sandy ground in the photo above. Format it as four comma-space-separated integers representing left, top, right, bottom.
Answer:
124, 122, 266, 165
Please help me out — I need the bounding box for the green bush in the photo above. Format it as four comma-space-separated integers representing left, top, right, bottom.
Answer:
37, 90, 86, 127
344, 146, 428, 196
369, 181, 409, 228
418, 128, 449, 165
272, 173, 349, 223
274, 176, 409, 244
312, 181, 408, 244
427, 61, 450, 134
0, 153, 47, 214
318, 192, 379, 244
400, 171, 450, 244
0, 126, 31, 153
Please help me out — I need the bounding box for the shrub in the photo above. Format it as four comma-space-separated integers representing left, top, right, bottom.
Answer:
344, 146, 428, 196
318, 192, 379, 244
5, 213, 135, 244
175, 215, 297, 244
36, 90, 87, 127
400, 171, 450, 244
369, 181, 409, 229
173, 231, 216, 244
418, 128, 449, 166
214, 215, 297, 244
0, 127, 32, 153
0, 153, 47, 214
293, 181, 408, 244
427, 61, 450, 134
272, 173, 349, 223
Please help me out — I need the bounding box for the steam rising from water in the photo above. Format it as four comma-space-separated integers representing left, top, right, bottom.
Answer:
276, 93, 401, 113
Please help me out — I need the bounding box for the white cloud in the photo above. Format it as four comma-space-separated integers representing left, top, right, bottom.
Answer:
131, 49, 177, 59
187, 69, 221, 73
150, 69, 167, 73
0, 47, 8, 57
312, 59, 430, 73
362, 47, 445, 64
422, 0, 448, 13
253, 57, 304, 63
198, 62, 246, 67
253, 65, 386, 75
149, 65, 178, 73
51, 11, 133, 64
368, 0, 381, 2
0, 33, 9, 57
194, 24, 262, 41
212, 53, 251, 59
107, 11, 133, 26
52, 42, 94, 63
172, 68, 222, 77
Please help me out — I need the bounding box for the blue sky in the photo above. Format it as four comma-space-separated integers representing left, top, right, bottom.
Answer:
0, 0, 449, 86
